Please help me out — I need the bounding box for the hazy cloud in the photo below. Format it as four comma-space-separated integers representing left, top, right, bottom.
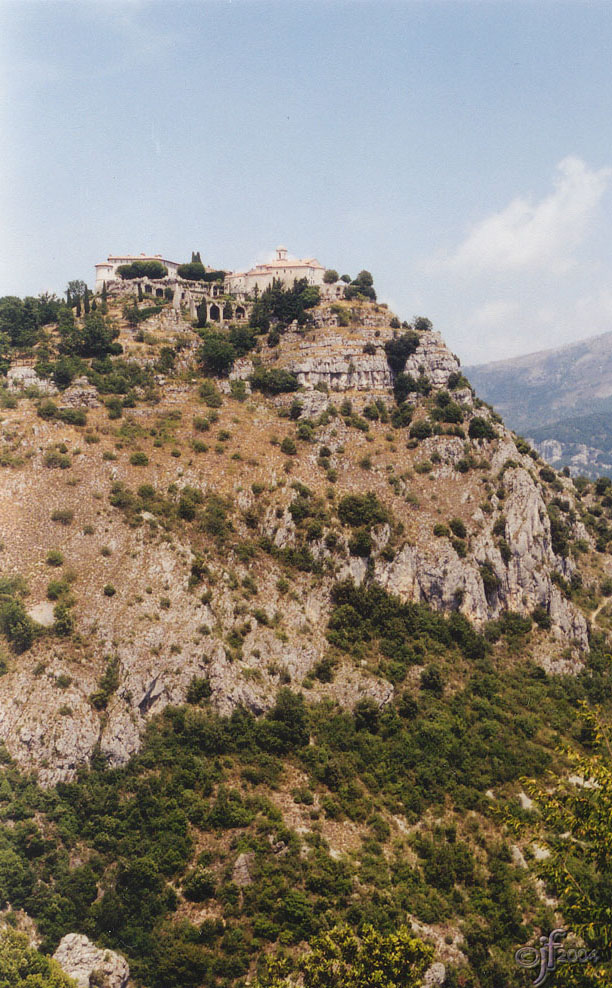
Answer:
447, 157, 611, 276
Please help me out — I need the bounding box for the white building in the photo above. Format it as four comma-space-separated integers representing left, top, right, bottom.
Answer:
95, 253, 180, 292
225, 246, 326, 295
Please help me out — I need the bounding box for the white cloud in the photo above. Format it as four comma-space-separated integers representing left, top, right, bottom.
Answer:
447, 157, 611, 276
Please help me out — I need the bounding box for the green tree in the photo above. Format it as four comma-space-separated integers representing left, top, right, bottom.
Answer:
521, 706, 612, 985
116, 261, 167, 280
177, 262, 207, 281
323, 269, 339, 283
254, 924, 433, 988
0, 930, 77, 988
66, 280, 87, 307
79, 312, 118, 357
199, 334, 236, 376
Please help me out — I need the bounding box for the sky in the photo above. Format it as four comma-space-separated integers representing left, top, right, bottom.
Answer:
2, 0, 612, 365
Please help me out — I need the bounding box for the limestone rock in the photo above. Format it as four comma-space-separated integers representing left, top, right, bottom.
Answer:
60, 377, 100, 408
423, 962, 446, 986
232, 851, 255, 887
7, 365, 57, 394
53, 934, 129, 988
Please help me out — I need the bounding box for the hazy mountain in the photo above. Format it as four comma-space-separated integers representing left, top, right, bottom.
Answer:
465, 331, 612, 476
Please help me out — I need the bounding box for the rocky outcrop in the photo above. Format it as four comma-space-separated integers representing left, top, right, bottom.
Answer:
376, 452, 588, 651
60, 377, 101, 408
53, 934, 129, 988
7, 365, 57, 395
286, 328, 460, 392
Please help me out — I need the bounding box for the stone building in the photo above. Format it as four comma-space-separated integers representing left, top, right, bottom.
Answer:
225, 246, 326, 295
95, 253, 180, 292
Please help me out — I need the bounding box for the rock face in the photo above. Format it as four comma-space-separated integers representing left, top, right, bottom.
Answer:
53, 934, 129, 988
286, 328, 459, 392
60, 377, 101, 408
7, 365, 57, 394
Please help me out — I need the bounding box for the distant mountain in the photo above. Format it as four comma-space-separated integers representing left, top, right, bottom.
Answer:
465, 331, 612, 476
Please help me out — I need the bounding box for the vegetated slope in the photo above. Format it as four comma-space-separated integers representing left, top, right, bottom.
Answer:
1, 283, 612, 988
465, 331, 612, 478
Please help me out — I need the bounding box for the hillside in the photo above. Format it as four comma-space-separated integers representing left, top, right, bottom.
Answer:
465, 331, 612, 477
1, 276, 612, 987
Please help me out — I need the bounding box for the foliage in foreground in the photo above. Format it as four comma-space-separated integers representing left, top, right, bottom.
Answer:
253, 924, 433, 988
0, 929, 76, 988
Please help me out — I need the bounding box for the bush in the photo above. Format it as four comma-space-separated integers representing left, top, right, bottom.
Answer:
130, 451, 149, 466
51, 509, 74, 525
57, 407, 87, 426
338, 492, 389, 528
177, 262, 207, 281
183, 867, 216, 901
449, 518, 467, 539
103, 584, 116, 597
323, 269, 339, 283
468, 417, 496, 440
44, 450, 71, 469
384, 331, 420, 373
420, 665, 444, 696
280, 437, 297, 456
349, 528, 372, 557
409, 420, 432, 440
199, 334, 236, 377
46, 550, 64, 567
250, 367, 299, 394
117, 260, 168, 280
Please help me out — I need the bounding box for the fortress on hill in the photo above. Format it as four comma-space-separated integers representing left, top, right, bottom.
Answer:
93, 246, 344, 325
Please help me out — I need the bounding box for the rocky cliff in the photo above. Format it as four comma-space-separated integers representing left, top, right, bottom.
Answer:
0, 294, 601, 785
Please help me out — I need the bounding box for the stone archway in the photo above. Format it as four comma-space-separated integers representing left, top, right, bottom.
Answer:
235, 306, 245, 320
209, 303, 221, 322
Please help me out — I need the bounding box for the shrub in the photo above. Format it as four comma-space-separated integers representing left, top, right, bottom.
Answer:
449, 518, 467, 539
89, 655, 120, 709
323, 269, 339, 283
338, 492, 389, 528
186, 676, 212, 704
280, 437, 297, 456
250, 367, 299, 394
44, 450, 71, 469
130, 451, 149, 466
199, 380, 223, 407
199, 334, 236, 376
433, 524, 449, 537
183, 867, 216, 901
468, 417, 496, 440
177, 261, 207, 281
46, 550, 64, 567
409, 420, 432, 440
384, 331, 420, 373
57, 408, 87, 426
420, 665, 444, 695
479, 562, 500, 597
103, 584, 116, 597
349, 528, 372, 557
391, 404, 413, 429
117, 260, 167, 279
51, 509, 73, 525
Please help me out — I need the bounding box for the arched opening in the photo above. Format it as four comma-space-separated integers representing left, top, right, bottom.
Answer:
209, 304, 221, 322
156, 288, 164, 298
144, 284, 153, 294
235, 306, 245, 319
223, 303, 233, 320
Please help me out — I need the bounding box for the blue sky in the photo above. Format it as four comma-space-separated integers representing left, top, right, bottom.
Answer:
3, 0, 612, 363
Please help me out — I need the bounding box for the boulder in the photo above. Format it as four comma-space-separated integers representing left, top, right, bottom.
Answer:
53, 933, 129, 988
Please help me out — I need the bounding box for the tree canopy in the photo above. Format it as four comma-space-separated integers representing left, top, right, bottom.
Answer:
0, 930, 77, 988
254, 924, 433, 988
117, 261, 168, 280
